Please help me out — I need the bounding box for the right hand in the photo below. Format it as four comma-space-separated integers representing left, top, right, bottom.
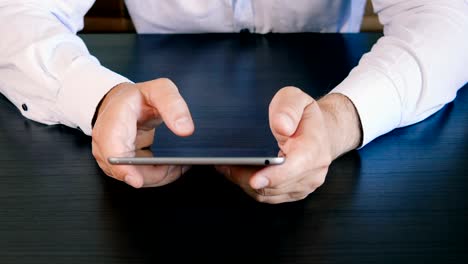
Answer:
92, 78, 195, 188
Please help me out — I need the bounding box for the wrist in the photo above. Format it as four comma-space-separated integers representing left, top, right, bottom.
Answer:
92, 82, 133, 128
318, 93, 362, 159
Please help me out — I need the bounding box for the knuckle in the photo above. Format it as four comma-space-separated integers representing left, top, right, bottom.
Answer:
271, 87, 300, 107
294, 181, 315, 195
103, 169, 113, 178
158, 93, 187, 114
91, 127, 100, 139
155, 78, 178, 91
315, 179, 325, 188
254, 194, 268, 203
279, 105, 301, 120
270, 172, 289, 187
301, 153, 329, 174
262, 188, 274, 196
279, 86, 302, 96
130, 183, 143, 189
96, 161, 112, 178
91, 145, 99, 159
302, 148, 316, 164
109, 167, 126, 182
267, 198, 287, 204
311, 176, 326, 189
317, 151, 332, 167
322, 157, 332, 168
288, 192, 308, 201
166, 95, 186, 109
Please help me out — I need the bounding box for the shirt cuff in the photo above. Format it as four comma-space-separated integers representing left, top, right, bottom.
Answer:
56, 56, 131, 135
330, 67, 402, 147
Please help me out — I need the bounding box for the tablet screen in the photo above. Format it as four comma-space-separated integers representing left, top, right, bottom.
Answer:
150, 108, 279, 158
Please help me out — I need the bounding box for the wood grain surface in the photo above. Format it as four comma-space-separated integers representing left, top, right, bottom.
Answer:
0, 33, 466, 264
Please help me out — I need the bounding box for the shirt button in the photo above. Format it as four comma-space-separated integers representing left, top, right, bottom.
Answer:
21, 103, 28, 111
240, 28, 250, 34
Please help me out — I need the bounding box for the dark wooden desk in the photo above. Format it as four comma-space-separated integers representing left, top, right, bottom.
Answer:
0, 33, 467, 263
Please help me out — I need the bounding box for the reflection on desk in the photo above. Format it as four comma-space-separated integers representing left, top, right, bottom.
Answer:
0, 33, 467, 263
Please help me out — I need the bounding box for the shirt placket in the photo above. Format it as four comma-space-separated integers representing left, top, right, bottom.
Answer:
232, 0, 255, 32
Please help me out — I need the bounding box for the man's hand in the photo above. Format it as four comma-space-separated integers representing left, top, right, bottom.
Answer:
92, 78, 194, 188
217, 87, 362, 204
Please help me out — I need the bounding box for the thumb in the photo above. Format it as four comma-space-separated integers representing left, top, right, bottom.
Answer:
137, 78, 194, 137
269, 87, 315, 146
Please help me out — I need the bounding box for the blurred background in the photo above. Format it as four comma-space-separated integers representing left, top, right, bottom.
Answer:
82, 0, 383, 33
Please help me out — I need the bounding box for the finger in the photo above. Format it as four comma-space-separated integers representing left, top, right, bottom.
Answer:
216, 165, 260, 189
243, 188, 308, 204
115, 149, 187, 188
94, 121, 174, 188
258, 194, 308, 204
144, 165, 191, 188
217, 162, 303, 195
138, 78, 194, 137
257, 184, 295, 196
135, 128, 155, 149
249, 148, 309, 189
254, 101, 331, 189
258, 175, 321, 197
216, 165, 311, 204
110, 164, 184, 188
92, 93, 143, 185
217, 166, 298, 198
217, 164, 316, 197
92, 84, 186, 189
96, 148, 183, 188
250, 150, 328, 192
138, 117, 163, 131
269, 87, 314, 145
138, 165, 182, 187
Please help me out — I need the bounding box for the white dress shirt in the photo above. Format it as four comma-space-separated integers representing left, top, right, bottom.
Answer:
0, 0, 467, 147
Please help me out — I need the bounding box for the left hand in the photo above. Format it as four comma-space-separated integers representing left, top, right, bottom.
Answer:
216, 87, 361, 204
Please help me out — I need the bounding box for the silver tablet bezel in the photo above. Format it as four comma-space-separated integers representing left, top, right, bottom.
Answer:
108, 157, 285, 166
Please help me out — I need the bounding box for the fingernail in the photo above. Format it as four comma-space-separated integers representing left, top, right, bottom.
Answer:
252, 175, 269, 189
175, 117, 193, 133
124, 174, 140, 188
278, 113, 295, 135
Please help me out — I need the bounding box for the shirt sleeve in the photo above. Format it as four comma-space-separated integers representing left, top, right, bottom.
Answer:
331, 0, 468, 146
0, 0, 131, 135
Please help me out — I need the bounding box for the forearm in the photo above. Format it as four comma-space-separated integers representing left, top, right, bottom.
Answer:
332, 0, 468, 146
0, 0, 129, 134
318, 93, 362, 160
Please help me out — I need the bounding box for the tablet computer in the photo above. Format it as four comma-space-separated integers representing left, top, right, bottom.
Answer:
108, 154, 284, 166
108, 132, 285, 165
107, 111, 286, 165
108, 77, 285, 166
107, 120, 285, 166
